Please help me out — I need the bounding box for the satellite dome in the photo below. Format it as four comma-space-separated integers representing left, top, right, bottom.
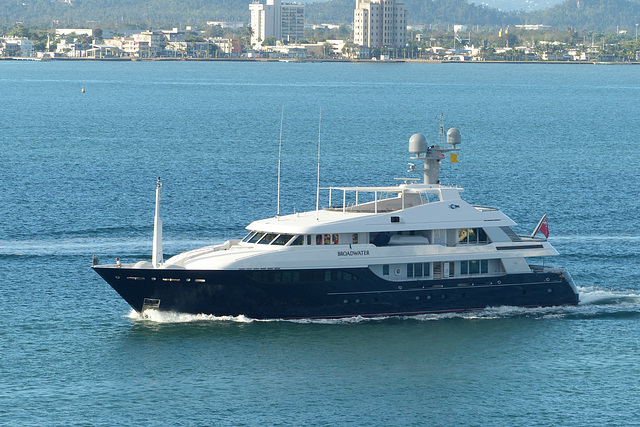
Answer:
409, 133, 428, 154
447, 128, 461, 146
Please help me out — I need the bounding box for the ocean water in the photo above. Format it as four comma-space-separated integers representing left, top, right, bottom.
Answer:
1, 61, 639, 425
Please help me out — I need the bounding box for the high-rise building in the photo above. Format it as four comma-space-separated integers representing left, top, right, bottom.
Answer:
281, 3, 305, 43
250, 0, 304, 46
354, 0, 406, 50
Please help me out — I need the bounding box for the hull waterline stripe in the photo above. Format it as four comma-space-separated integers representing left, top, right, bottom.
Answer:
325, 280, 566, 296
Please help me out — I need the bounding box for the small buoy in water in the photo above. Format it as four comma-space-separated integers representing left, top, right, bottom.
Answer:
81, 87, 85, 93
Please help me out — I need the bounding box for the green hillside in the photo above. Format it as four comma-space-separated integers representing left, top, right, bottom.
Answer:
525, 0, 640, 30
1, 0, 638, 31
0, 0, 250, 28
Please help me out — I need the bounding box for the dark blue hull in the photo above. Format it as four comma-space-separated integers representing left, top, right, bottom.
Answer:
93, 266, 579, 319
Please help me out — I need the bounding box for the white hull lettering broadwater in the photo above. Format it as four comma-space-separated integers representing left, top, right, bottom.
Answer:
93, 121, 579, 319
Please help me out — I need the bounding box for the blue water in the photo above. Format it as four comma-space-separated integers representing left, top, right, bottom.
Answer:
1, 61, 639, 425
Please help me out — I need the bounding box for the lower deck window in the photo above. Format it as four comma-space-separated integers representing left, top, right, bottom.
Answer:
407, 263, 431, 278
460, 259, 489, 275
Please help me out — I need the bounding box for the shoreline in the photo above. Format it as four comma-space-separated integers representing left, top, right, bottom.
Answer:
2, 56, 639, 65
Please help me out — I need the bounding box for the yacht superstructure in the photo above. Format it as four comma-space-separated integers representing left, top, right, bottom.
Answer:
93, 124, 579, 318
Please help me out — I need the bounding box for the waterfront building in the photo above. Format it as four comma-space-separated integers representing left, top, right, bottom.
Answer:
133, 31, 165, 56
86, 44, 121, 58
354, 0, 406, 51
1, 38, 34, 57
249, 0, 304, 45
161, 29, 186, 43
120, 37, 150, 57
210, 37, 242, 57
56, 39, 81, 56
164, 41, 188, 56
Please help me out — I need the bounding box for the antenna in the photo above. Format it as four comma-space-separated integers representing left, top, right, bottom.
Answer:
277, 105, 283, 217
315, 107, 322, 218
152, 177, 163, 268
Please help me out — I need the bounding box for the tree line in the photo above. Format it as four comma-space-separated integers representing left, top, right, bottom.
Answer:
1, 0, 639, 32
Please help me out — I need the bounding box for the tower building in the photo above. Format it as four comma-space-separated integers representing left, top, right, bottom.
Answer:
250, 0, 304, 46
354, 0, 406, 50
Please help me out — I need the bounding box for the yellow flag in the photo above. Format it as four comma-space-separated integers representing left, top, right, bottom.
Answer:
451, 153, 458, 163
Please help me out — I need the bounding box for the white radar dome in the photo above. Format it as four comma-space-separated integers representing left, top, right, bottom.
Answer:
447, 128, 461, 146
409, 133, 428, 154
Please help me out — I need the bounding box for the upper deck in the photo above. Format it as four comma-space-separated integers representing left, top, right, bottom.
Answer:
247, 183, 515, 235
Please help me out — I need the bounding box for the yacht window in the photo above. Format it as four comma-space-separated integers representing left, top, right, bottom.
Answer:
423, 262, 431, 276
248, 232, 265, 244
258, 233, 278, 244
323, 234, 331, 245
459, 228, 489, 244
242, 231, 256, 242
382, 264, 389, 275
352, 234, 359, 244
316, 235, 323, 245
289, 235, 304, 246
332, 234, 339, 244
272, 234, 293, 245
407, 262, 430, 278
415, 262, 423, 277
469, 260, 480, 274
460, 260, 489, 275
306, 235, 311, 245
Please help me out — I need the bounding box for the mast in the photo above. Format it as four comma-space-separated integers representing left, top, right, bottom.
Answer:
152, 177, 163, 268
316, 108, 322, 217
408, 115, 461, 184
277, 105, 284, 216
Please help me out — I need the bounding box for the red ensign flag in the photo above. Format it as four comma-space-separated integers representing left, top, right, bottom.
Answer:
539, 217, 549, 238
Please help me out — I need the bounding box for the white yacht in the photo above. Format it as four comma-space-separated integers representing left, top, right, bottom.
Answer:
93, 124, 579, 319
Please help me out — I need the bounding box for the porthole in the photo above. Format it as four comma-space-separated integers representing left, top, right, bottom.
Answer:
497, 280, 501, 284
442, 294, 447, 299
355, 298, 361, 303
343, 299, 349, 304
151, 277, 156, 281
548, 288, 553, 293
415, 296, 421, 300
426, 295, 432, 300
398, 285, 403, 290
115, 276, 120, 280
545, 277, 550, 282
394, 267, 402, 276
